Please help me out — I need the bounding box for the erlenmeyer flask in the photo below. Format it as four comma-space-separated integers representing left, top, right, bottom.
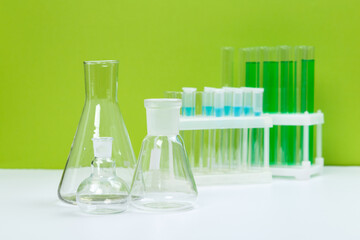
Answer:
130, 99, 198, 211
58, 60, 136, 204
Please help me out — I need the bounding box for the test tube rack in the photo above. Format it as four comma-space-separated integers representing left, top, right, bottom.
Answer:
179, 115, 273, 185
267, 111, 324, 180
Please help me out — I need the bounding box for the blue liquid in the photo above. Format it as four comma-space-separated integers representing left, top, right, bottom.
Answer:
215, 108, 224, 117
254, 112, 261, 117
243, 106, 252, 116
183, 107, 194, 116
233, 106, 242, 117
203, 106, 213, 116
224, 106, 232, 116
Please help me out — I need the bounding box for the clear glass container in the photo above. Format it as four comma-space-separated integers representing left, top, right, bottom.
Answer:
76, 137, 129, 214
130, 99, 198, 211
58, 60, 136, 204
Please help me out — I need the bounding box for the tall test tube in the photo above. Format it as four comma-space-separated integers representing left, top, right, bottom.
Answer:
263, 47, 279, 165
278, 46, 295, 165
222, 47, 234, 87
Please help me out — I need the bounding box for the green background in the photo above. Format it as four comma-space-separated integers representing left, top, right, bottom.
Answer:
0, 0, 359, 168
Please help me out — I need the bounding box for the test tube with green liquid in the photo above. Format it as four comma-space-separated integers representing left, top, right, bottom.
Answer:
296, 46, 315, 164
202, 88, 215, 170
278, 46, 296, 165
306, 47, 315, 164
181, 88, 197, 168
263, 47, 279, 165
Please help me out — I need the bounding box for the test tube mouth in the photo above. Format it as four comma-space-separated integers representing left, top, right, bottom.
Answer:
92, 137, 114, 141
145, 99, 182, 109
84, 60, 119, 65
204, 87, 216, 92
182, 87, 197, 93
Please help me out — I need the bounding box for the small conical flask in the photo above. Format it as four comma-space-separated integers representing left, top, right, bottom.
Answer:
130, 99, 198, 211
58, 60, 136, 204
76, 137, 129, 214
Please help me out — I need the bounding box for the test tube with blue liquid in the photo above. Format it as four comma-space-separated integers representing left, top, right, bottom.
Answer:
233, 88, 243, 117
232, 88, 243, 169
252, 88, 264, 116
241, 88, 253, 168
223, 87, 234, 168
252, 88, 264, 168
242, 88, 253, 116
214, 88, 224, 169
182, 88, 196, 117
193, 91, 203, 169
181, 87, 196, 168
202, 87, 215, 170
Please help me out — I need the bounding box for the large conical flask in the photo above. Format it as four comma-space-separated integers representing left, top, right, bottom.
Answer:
130, 99, 198, 211
58, 60, 136, 204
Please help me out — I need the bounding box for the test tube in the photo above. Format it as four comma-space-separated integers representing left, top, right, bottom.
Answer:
202, 87, 215, 116
244, 47, 260, 88
295, 46, 315, 164
214, 88, 225, 117
181, 88, 197, 169
232, 88, 243, 169
252, 88, 264, 168
214, 89, 224, 169
203, 87, 216, 171
233, 88, 243, 117
262, 47, 279, 166
223, 87, 234, 169
223, 87, 233, 116
221, 47, 234, 87
253, 88, 264, 116
241, 87, 252, 168
182, 87, 196, 117
242, 87, 253, 116
307, 46, 315, 165
193, 92, 203, 170
278, 46, 296, 166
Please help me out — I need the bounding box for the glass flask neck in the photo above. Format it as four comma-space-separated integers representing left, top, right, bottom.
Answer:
91, 157, 117, 177
84, 60, 119, 101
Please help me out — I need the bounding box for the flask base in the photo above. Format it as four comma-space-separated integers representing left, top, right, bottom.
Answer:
131, 193, 196, 212
77, 194, 129, 214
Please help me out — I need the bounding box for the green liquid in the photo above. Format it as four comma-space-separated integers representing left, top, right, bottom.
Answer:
308, 60, 315, 164
246, 62, 260, 87
300, 59, 315, 164
280, 61, 296, 165
263, 61, 279, 165
263, 61, 279, 113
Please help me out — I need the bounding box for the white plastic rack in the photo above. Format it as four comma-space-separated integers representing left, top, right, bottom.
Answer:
266, 111, 324, 180
179, 116, 273, 185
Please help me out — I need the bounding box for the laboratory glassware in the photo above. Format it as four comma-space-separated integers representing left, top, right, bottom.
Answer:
221, 47, 234, 87
58, 60, 136, 204
76, 137, 129, 214
130, 99, 198, 211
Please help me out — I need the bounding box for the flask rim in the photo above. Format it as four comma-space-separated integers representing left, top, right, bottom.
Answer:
145, 98, 182, 109
84, 60, 119, 65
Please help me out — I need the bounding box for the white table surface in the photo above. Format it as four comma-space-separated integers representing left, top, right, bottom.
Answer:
1, 167, 360, 240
